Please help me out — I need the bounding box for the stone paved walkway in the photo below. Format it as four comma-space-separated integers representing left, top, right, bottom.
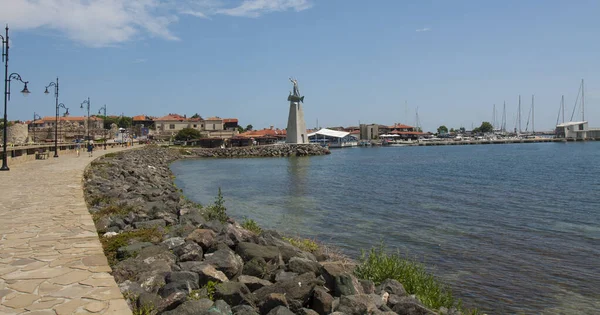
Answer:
0, 147, 136, 314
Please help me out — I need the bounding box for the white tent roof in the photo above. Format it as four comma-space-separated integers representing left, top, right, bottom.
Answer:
556, 121, 587, 127
308, 128, 350, 138
380, 134, 400, 137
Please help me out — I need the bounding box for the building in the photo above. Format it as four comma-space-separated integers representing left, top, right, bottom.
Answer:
359, 124, 379, 140
204, 117, 224, 131
132, 115, 155, 128
154, 113, 200, 135
223, 118, 239, 131
308, 128, 358, 148
555, 121, 588, 139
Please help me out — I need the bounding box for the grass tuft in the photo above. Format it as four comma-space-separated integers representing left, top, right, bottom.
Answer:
354, 244, 456, 311
92, 203, 136, 221
100, 228, 164, 266
283, 236, 319, 253
188, 280, 217, 301
241, 218, 262, 235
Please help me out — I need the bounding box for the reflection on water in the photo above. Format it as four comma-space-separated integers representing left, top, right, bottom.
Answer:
171, 142, 600, 314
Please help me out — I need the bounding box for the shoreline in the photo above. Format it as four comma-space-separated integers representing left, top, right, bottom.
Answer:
83, 145, 468, 315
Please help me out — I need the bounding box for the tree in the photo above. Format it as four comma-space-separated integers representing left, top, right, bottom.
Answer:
449, 128, 455, 133
236, 126, 244, 133
437, 125, 448, 134
479, 121, 494, 133
175, 128, 202, 141
191, 113, 201, 119
245, 124, 253, 131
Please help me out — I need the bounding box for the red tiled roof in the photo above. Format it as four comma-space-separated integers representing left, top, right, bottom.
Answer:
155, 114, 187, 122
389, 123, 414, 129
205, 116, 222, 121
239, 128, 287, 138
133, 115, 153, 121
223, 118, 238, 123
40, 116, 103, 122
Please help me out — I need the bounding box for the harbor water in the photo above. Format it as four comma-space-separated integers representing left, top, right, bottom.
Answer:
171, 142, 600, 314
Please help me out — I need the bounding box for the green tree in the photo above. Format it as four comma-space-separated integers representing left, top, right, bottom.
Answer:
175, 128, 203, 141
236, 126, 244, 133
479, 121, 494, 133
191, 113, 201, 119
449, 128, 455, 133
245, 124, 253, 131
437, 125, 448, 134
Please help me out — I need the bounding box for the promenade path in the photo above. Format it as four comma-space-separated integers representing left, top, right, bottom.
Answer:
0, 147, 135, 315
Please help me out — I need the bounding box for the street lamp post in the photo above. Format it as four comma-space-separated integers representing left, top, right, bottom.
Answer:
81, 98, 91, 144
98, 104, 107, 149
56, 103, 68, 155
32, 112, 41, 144
1, 25, 31, 171
44, 77, 64, 158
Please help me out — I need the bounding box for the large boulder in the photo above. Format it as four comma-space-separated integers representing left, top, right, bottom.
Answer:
266, 306, 295, 315
391, 296, 436, 315
133, 219, 166, 229
237, 275, 272, 292
310, 286, 334, 315
335, 294, 379, 315
213, 281, 255, 306
334, 273, 364, 297
174, 241, 204, 262
204, 247, 244, 279
179, 261, 229, 285
162, 299, 214, 315
186, 228, 217, 250
232, 305, 260, 315
378, 279, 407, 297
236, 242, 280, 263
288, 257, 321, 275
253, 273, 323, 309
259, 293, 289, 314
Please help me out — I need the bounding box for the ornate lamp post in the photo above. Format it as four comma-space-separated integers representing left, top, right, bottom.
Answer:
98, 104, 107, 149
1, 25, 31, 171
81, 97, 91, 144
44, 78, 65, 158
32, 112, 41, 143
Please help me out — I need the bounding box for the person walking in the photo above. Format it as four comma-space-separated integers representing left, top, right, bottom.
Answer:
87, 141, 93, 157
75, 141, 81, 157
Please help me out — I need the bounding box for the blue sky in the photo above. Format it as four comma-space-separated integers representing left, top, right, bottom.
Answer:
1, 0, 599, 132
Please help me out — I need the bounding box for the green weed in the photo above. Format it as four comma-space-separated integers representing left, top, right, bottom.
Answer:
204, 187, 227, 223
241, 218, 262, 235
354, 244, 471, 312
283, 236, 319, 253
100, 228, 164, 266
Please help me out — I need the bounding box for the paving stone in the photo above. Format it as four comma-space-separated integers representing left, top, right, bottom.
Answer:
3, 293, 40, 308
54, 299, 87, 315
50, 270, 93, 285
7, 279, 44, 293
85, 301, 108, 312
25, 298, 64, 310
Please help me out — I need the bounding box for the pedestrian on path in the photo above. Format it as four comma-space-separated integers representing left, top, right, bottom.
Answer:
76, 142, 81, 157
87, 141, 93, 157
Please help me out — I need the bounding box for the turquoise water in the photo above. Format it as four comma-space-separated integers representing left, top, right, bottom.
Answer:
171, 142, 600, 314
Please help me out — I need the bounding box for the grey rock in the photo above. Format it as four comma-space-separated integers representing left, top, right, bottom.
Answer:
266, 306, 295, 315
186, 228, 217, 250
204, 247, 244, 279
289, 257, 321, 275
238, 275, 272, 292
207, 300, 232, 314
297, 309, 320, 315
179, 261, 229, 285
213, 281, 254, 306
259, 293, 289, 314
310, 286, 333, 315
274, 270, 298, 283
162, 237, 185, 249
232, 305, 259, 315
133, 219, 166, 229
158, 291, 187, 312
336, 294, 379, 315
175, 241, 204, 262
378, 279, 407, 297
94, 217, 111, 232
236, 242, 280, 263
334, 274, 364, 297
162, 299, 214, 315
242, 257, 268, 278
320, 261, 356, 293
254, 272, 322, 307
164, 271, 200, 291
391, 296, 436, 315
359, 279, 375, 294
137, 292, 162, 311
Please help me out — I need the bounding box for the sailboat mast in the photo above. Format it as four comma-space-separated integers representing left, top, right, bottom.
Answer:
582, 79, 585, 121
502, 101, 506, 133
493, 104, 496, 131
561, 95, 565, 123
518, 95, 522, 134
532, 95, 535, 134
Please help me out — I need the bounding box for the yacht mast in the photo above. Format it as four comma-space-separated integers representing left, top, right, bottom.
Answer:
561, 95, 565, 123
532, 95, 535, 134
502, 101, 507, 133
518, 95, 522, 134
582, 79, 585, 121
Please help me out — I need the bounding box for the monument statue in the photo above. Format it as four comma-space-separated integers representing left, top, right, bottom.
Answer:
287, 77, 304, 103
286, 77, 307, 144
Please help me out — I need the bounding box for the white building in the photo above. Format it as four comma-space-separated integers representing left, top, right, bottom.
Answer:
556, 121, 588, 139
308, 128, 357, 148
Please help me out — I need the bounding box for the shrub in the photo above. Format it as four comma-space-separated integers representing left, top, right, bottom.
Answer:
283, 236, 319, 253
188, 280, 217, 301
354, 244, 458, 311
92, 203, 135, 221
241, 218, 262, 235
204, 187, 227, 223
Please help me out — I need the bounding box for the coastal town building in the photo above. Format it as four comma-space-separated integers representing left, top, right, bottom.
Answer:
555, 121, 589, 139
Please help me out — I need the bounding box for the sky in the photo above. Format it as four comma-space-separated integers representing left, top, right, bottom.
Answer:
1, 0, 599, 132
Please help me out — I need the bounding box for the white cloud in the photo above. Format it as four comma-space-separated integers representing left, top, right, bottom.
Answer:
0, 0, 313, 47
416, 27, 431, 32
216, 0, 312, 18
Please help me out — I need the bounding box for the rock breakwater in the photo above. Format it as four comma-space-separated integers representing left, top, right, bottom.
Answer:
83, 146, 447, 315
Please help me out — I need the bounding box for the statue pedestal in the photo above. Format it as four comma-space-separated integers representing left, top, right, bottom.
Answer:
286, 98, 307, 144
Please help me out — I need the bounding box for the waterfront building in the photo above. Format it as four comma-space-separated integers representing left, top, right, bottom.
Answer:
555, 121, 588, 139
308, 128, 358, 148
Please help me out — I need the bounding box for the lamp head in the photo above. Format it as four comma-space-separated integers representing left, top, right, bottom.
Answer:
44, 87, 49, 94
21, 82, 31, 96
65, 108, 70, 116
80, 103, 83, 109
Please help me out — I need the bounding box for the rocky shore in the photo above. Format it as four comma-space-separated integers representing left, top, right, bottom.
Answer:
83, 145, 446, 315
